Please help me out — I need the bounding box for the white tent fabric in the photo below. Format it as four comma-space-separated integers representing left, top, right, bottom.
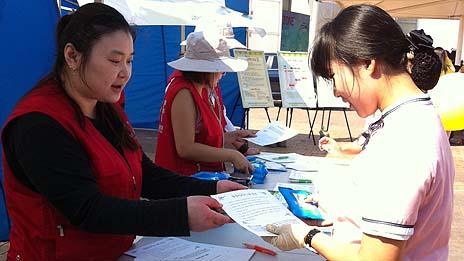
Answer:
88, 0, 256, 27
320, 0, 464, 65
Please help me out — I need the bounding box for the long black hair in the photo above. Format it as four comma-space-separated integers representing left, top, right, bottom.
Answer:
311, 4, 441, 91
38, 3, 138, 150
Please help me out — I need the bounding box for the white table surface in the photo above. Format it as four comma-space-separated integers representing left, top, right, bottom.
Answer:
118, 156, 351, 261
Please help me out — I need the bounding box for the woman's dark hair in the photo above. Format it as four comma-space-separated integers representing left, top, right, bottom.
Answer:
39, 3, 138, 150
311, 4, 441, 91
434, 47, 455, 74
182, 71, 216, 88
434, 47, 447, 72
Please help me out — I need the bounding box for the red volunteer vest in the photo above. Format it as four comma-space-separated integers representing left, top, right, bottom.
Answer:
155, 71, 225, 176
2, 79, 142, 261
116, 90, 125, 108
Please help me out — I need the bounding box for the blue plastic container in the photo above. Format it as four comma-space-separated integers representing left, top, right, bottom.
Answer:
191, 172, 230, 181
278, 187, 323, 220
250, 161, 268, 184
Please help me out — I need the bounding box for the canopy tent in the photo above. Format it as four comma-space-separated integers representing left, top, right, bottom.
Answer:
319, 0, 464, 65
101, 0, 254, 27
0, 0, 59, 240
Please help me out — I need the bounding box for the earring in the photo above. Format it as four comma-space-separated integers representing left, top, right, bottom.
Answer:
407, 51, 414, 60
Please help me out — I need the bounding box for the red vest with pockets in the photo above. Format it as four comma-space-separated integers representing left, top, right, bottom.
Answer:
2, 79, 142, 261
155, 71, 225, 176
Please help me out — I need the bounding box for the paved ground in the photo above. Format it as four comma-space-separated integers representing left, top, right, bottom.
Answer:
0, 107, 462, 260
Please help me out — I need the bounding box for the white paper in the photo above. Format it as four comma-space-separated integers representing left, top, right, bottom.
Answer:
272, 182, 315, 193
264, 161, 287, 171
256, 152, 298, 163
283, 155, 319, 172
245, 122, 297, 146
124, 237, 254, 261
288, 170, 316, 183
211, 189, 307, 237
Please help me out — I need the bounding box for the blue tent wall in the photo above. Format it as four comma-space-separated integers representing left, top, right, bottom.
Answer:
125, 0, 249, 129
0, 1, 59, 240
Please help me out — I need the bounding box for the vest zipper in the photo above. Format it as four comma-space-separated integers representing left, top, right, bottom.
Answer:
117, 148, 137, 195
57, 225, 64, 237
132, 176, 136, 191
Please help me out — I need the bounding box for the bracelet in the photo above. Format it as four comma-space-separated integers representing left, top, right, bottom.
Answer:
304, 228, 321, 247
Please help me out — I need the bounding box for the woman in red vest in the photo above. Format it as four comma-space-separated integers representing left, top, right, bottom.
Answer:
1, 3, 246, 260
155, 31, 254, 176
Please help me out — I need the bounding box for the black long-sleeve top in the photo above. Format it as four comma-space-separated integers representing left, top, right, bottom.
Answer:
2, 112, 218, 236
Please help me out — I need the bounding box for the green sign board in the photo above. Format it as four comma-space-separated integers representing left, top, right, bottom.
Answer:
280, 11, 310, 52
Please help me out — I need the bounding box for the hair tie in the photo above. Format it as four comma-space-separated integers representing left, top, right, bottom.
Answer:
405, 36, 416, 59
406, 36, 418, 51
408, 29, 434, 50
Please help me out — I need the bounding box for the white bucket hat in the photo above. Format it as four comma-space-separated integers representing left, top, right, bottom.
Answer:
168, 31, 248, 72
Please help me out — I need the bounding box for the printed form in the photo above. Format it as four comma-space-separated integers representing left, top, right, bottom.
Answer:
124, 237, 254, 261
245, 121, 297, 146
211, 189, 307, 237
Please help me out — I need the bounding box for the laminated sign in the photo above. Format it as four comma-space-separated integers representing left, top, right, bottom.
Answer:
277, 51, 317, 108
234, 50, 274, 108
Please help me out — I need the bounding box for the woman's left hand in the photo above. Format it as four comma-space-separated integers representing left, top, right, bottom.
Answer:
224, 130, 256, 148
216, 180, 247, 194
263, 223, 312, 251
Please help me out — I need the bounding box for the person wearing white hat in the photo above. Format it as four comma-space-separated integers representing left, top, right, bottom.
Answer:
180, 26, 260, 156
155, 31, 254, 176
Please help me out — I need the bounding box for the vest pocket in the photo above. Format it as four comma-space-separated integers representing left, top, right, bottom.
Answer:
92, 160, 129, 197
7, 231, 25, 261
54, 225, 133, 260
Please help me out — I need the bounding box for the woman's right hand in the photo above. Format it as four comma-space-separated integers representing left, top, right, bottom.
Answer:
187, 196, 232, 232
231, 151, 254, 174
318, 136, 339, 153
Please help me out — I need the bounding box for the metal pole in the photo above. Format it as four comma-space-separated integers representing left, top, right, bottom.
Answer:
455, 16, 463, 66
57, 0, 62, 16
180, 25, 186, 55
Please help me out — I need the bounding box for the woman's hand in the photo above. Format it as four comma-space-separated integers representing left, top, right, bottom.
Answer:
230, 151, 254, 174
216, 180, 247, 194
263, 223, 312, 251
224, 130, 256, 148
318, 137, 340, 153
187, 196, 232, 232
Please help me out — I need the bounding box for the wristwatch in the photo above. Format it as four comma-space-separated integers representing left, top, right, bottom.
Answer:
237, 141, 249, 155
304, 228, 321, 247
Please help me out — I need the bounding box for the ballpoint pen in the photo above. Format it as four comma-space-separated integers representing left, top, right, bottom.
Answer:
243, 243, 277, 256
272, 156, 289, 160
289, 179, 312, 183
